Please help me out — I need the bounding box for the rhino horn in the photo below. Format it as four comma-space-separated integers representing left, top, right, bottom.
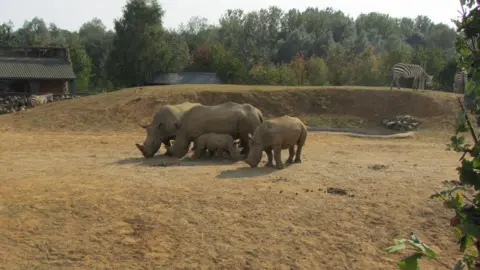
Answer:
135, 143, 145, 154
138, 123, 149, 129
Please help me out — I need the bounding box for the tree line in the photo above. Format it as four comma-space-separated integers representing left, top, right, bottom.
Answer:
0, 0, 459, 92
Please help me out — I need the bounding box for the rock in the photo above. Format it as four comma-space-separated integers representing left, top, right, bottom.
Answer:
382, 114, 421, 131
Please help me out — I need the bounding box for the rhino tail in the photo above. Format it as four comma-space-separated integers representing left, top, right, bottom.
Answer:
298, 124, 308, 146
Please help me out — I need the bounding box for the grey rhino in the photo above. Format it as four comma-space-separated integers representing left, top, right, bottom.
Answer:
135, 102, 201, 158
191, 133, 243, 161
165, 102, 264, 159
244, 115, 307, 170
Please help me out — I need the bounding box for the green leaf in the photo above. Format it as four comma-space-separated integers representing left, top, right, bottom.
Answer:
394, 238, 408, 244
459, 221, 480, 239
459, 160, 480, 189
459, 234, 474, 252
420, 243, 438, 259
384, 243, 407, 253
407, 239, 426, 252
397, 253, 422, 270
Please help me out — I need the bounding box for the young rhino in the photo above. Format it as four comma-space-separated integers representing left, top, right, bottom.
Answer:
191, 133, 243, 161
245, 115, 307, 170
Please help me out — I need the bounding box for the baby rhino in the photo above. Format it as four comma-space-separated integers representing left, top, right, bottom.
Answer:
191, 133, 243, 161
245, 115, 307, 170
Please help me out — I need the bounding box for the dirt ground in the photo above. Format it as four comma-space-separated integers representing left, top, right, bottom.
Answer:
0, 129, 464, 269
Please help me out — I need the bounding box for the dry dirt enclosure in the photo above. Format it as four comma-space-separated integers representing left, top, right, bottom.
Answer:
0, 85, 468, 269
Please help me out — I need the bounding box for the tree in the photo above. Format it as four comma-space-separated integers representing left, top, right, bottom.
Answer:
306, 56, 329, 85
16, 17, 50, 46
0, 21, 19, 46
105, 0, 166, 87
289, 51, 307, 85
79, 18, 114, 90
65, 33, 92, 91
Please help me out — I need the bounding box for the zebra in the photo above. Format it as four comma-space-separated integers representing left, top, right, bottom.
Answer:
390, 63, 434, 91
453, 70, 468, 93
28, 93, 54, 107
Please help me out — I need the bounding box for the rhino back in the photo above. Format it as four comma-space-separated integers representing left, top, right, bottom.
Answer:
254, 116, 305, 147
179, 103, 247, 137
151, 103, 200, 135
238, 104, 264, 132
174, 102, 201, 112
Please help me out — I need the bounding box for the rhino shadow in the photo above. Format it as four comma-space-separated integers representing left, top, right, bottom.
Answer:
113, 153, 240, 167
216, 165, 277, 179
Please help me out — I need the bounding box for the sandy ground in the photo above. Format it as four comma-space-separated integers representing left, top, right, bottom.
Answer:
0, 129, 464, 269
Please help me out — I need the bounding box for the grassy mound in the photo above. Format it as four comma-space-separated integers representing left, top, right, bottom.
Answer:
0, 85, 461, 133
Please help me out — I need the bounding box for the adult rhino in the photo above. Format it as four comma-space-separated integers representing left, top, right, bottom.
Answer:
165, 102, 264, 159
135, 102, 201, 158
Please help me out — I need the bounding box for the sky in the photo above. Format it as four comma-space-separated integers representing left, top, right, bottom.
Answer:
0, 0, 463, 31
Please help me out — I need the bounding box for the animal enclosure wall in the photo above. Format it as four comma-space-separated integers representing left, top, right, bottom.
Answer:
39, 80, 66, 94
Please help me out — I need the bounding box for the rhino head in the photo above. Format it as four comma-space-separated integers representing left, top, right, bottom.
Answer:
244, 134, 263, 167
136, 122, 164, 158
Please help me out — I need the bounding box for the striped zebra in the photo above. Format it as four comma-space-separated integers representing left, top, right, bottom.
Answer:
390, 63, 433, 91
453, 70, 468, 93
28, 93, 54, 107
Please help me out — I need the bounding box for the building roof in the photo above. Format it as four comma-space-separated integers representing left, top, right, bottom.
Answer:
148, 72, 222, 85
0, 57, 76, 80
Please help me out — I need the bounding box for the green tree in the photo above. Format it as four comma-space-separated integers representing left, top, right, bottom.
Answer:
16, 17, 50, 46
106, 0, 166, 87
306, 56, 329, 85
65, 33, 92, 91
79, 18, 114, 90
0, 21, 19, 46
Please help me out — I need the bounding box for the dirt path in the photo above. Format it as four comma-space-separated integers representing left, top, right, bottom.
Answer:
0, 130, 462, 269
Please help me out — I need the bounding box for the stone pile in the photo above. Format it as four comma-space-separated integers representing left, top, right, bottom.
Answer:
0, 94, 75, 115
381, 115, 421, 131
0, 95, 29, 114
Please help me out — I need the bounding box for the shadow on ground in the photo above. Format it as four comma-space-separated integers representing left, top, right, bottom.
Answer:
112, 153, 241, 167
216, 163, 296, 179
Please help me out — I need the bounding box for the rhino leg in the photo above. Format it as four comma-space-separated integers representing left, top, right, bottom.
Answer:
191, 145, 204, 160
163, 139, 172, 147
273, 146, 284, 170
294, 143, 303, 163
286, 146, 295, 164
228, 144, 243, 161
265, 147, 274, 167
239, 135, 249, 156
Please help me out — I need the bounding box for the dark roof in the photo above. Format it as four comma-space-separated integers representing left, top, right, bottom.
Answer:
0, 57, 76, 80
148, 72, 222, 85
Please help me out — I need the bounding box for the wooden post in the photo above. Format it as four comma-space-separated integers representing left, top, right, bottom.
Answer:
69, 80, 76, 97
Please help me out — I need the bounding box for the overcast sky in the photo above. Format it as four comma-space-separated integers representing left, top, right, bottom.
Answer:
0, 0, 462, 31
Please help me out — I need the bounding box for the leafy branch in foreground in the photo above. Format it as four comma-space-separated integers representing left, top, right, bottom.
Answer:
386, 98, 480, 269
384, 232, 440, 269
385, 1, 480, 268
